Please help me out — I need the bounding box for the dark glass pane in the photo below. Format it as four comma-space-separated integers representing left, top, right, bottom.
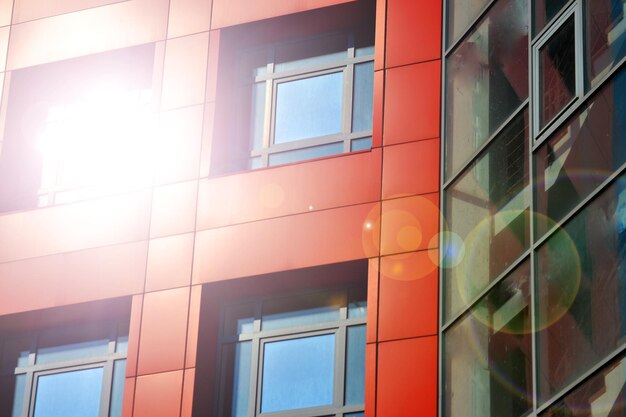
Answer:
539, 16, 577, 129
250, 82, 266, 150
261, 334, 335, 412
539, 354, 626, 416
223, 302, 256, 337
536, 175, 626, 400
348, 286, 367, 319
534, 0, 570, 35
446, 0, 491, 46
262, 290, 344, 331
274, 33, 348, 73
444, 110, 529, 320
585, 0, 626, 89
268, 142, 344, 166
274, 72, 343, 144
218, 342, 251, 417
445, 0, 528, 179
11, 374, 25, 417
345, 325, 366, 405
534, 69, 626, 238
350, 137, 372, 152
109, 360, 126, 417
33, 367, 103, 417
36, 324, 110, 365
352, 62, 374, 133
444, 261, 532, 417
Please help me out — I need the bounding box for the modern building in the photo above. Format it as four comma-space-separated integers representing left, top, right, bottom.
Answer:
0, 0, 624, 416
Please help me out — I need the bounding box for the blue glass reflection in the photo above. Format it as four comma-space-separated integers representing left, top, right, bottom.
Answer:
268, 143, 343, 166
232, 342, 252, 417
36, 339, 109, 364
352, 62, 374, 132
261, 334, 335, 412
350, 137, 372, 152
34, 367, 103, 417
11, 374, 25, 417
109, 360, 126, 417
345, 325, 366, 405
274, 72, 343, 143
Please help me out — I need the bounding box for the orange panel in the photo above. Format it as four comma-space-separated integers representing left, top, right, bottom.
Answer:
0, 190, 151, 264
377, 337, 437, 417
367, 258, 379, 343
0, 241, 147, 316
382, 138, 440, 199
374, 0, 386, 71
126, 295, 144, 378
185, 285, 202, 368
197, 149, 382, 230
378, 250, 438, 341
12, 0, 123, 24
0, 0, 12, 26
155, 105, 204, 185
146, 233, 194, 292
372, 70, 384, 148
383, 60, 441, 146
211, 0, 355, 28
168, 0, 212, 38
193, 202, 380, 283
134, 370, 183, 417
386, 0, 442, 68
205, 30, 220, 103
181, 368, 195, 417
7, 0, 168, 70
380, 193, 439, 256
160, 32, 209, 110
150, 181, 197, 239
121, 377, 136, 417
137, 287, 190, 375
365, 343, 377, 417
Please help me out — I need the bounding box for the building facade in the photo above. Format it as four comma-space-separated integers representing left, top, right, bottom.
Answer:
0, 0, 623, 416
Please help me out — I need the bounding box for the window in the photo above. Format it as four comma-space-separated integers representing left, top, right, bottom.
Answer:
216, 287, 366, 417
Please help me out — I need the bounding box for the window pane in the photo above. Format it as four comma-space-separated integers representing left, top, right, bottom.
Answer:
109, 360, 126, 417
585, 0, 626, 88
446, 0, 491, 46
350, 137, 372, 152
274, 72, 343, 144
11, 374, 25, 417
36, 322, 112, 364
539, 15, 577, 129
268, 142, 344, 166
534, 70, 626, 238
445, 0, 528, 179
352, 62, 374, 132
34, 367, 103, 417
262, 290, 344, 331
250, 82, 266, 150
444, 261, 532, 417
261, 334, 335, 412
348, 286, 367, 319
536, 174, 626, 400
345, 325, 366, 405
218, 342, 252, 417
534, 0, 570, 35
36, 339, 109, 365
444, 110, 529, 321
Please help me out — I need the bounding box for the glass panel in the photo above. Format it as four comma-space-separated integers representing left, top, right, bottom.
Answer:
539, 15, 577, 129
352, 62, 374, 133
218, 342, 252, 417
350, 137, 372, 152
346, 413, 365, 417
36, 324, 110, 364
445, 0, 528, 179
534, 69, 626, 238
250, 82, 266, 150
115, 336, 128, 354
109, 360, 126, 417
249, 157, 262, 169
539, 354, 626, 416
268, 142, 344, 166
536, 174, 626, 400
262, 290, 344, 331
585, 0, 626, 88
33, 367, 103, 417
224, 302, 256, 337
345, 325, 366, 405
444, 261, 532, 417
446, 0, 491, 46
261, 334, 335, 412
274, 72, 343, 144
355, 46, 374, 56
348, 286, 367, 318
444, 110, 529, 321
274, 34, 347, 73
534, 0, 570, 35
11, 374, 25, 417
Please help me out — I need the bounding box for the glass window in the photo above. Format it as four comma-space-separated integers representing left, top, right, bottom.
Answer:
33, 368, 104, 417
445, 0, 528, 179
534, 0, 570, 35
446, 0, 491, 47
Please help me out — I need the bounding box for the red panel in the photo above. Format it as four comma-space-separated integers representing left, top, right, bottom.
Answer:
167, 0, 212, 38
196, 149, 382, 230
382, 138, 440, 199
377, 337, 437, 417
380, 193, 439, 256
372, 70, 384, 148
374, 0, 386, 71
134, 370, 183, 417
365, 343, 377, 417
0, 241, 147, 316
386, 0, 442, 68
145, 233, 194, 292
205, 30, 220, 103
150, 181, 197, 239
126, 295, 144, 378
121, 377, 135, 417
211, 0, 355, 28
193, 202, 380, 283
138, 287, 190, 375
383, 60, 441, 146
367, 258, 379, 343
185, 285, 202, 368
378, 250, 438, 341
181, 368, 195, 417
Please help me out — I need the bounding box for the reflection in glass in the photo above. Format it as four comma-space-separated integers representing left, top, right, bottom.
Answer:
268, 143, 344, 166
534, 69, 626, 238
444, 261, 532, 417
444, 110, 529, 321
446, 0, 491, 47
445, 0, 528, 179
36, 339, 109, 365
352, 62, 374, 133
351, 137, 372, 152
33, 367, 103, 417
11, 374, 25, 417
262, 291, 344, 331
274, 73, 343, 143
109, 360, 126, 417
250, 82, 266, 150
585, 0, 626, 88
261, 334, 335, 412
345, 325, 366, 405
539, 16, 577, 129
536, 174, 626, 400
534, 0, 570, 35
219, 342, 252, 417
